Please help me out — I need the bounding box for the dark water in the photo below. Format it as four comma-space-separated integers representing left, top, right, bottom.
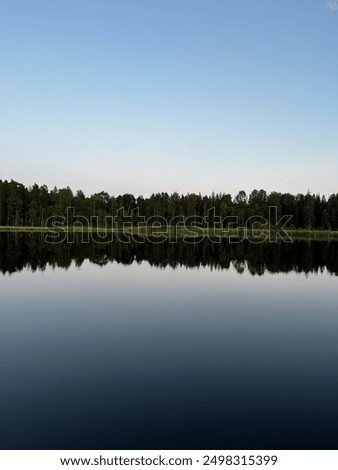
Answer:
0, 233, 337, 449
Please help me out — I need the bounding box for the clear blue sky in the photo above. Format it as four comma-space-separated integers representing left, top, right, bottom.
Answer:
1, 0, 337, 197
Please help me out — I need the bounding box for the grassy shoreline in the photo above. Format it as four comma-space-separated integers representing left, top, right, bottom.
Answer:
1, 225, 338, 241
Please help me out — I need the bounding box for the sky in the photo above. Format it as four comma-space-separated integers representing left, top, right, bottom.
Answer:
0, 0, 337, 197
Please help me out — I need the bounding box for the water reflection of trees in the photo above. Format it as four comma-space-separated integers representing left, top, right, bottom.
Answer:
0, 233, 337, 276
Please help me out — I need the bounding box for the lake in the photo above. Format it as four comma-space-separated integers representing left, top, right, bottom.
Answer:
1, 233, 337, 449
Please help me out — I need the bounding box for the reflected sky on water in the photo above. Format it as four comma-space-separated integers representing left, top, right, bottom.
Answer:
1, 236, 337, 449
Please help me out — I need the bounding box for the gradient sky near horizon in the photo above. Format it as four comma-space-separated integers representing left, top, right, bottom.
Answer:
1, 0, 337, 197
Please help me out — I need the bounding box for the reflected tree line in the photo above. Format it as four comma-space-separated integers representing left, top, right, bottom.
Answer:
1, 233, 337, 276
1, 179, 338, 229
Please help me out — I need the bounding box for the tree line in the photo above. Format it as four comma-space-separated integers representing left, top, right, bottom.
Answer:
0, 179, 338, 229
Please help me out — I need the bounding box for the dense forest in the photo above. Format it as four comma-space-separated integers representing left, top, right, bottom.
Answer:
0, 179, 338, 229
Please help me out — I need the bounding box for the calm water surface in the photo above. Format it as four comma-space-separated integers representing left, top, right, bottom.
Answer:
1, 235, 337, 449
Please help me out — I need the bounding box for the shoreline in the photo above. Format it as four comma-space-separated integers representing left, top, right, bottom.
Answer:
1, 226, 338, 241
